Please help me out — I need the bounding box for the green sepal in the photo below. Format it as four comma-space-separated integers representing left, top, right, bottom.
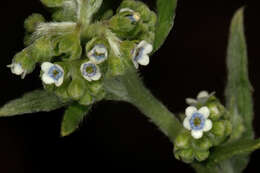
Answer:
0, 90, 68, 117
61, 103, 91, 136
67, 77, 86, 100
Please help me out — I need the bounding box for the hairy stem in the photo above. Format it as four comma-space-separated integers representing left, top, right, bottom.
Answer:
105, 66, 182, 142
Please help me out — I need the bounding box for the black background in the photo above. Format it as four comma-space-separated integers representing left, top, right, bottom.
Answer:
0, 0, 260, 172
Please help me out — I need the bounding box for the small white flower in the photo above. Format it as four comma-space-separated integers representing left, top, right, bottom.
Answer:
41, 62, 64, 87
119, 8, 141, 23
183, 106, 212, 139
87, 44, 108, 64
186, 91, 215, 106
7, 63, 26, 78
132, 40, 153, 69
80, 61, 101, 82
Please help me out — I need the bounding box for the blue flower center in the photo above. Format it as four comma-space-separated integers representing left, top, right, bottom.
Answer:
189, 112, 205, 131
48, 66, 63, 81
82, 63, 97, 77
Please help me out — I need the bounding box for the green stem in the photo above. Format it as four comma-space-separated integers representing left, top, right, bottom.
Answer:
105, 67, 182, 143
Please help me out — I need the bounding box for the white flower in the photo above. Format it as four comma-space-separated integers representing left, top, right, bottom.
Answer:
119, 8, 141, 23
80, 61, 101, 81
183, 106, 212, 139
41, 62, 64, 87
7, 63, 26, 78
186, 91, 215, 106
132, 40, 153, 69
87, 44, 108, 64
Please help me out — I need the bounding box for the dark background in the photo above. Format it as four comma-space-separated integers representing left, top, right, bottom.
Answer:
0, 0, 260, 172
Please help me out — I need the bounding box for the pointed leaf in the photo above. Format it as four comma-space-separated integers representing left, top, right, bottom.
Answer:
154, 0, 178, 52
0, 90, 68, 117
61, 103, 91, 136
225, 8, 254, 140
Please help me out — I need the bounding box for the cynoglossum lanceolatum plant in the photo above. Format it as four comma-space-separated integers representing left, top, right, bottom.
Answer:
1, 1, 260, 172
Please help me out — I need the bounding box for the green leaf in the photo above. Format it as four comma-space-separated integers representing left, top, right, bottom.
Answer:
206, 139, 260, 167
0, 90, 68, 117
61, 103, 91, 136
154, 0, 178, 52
225, 8, 254, 140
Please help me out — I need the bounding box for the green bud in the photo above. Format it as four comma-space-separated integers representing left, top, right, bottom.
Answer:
41, 0, 64, 7
174, 131, 191, 149
224, 120, 232, 136
67, 78, 86, 100
207, 101, 225, 121
109, 12, 142, 39
193, 136, 213, 151
14, 49, 36, 74
30, 37, 54, 62
212, 121, 226, 137
194, 150, 210, 162
55, 79, 71, 101
175, 149, 194, 163
56, 33, 82, 60
24, 13, 45, 33
118, 0, 152, 22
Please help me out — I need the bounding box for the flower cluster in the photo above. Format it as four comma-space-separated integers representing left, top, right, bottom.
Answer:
174, 91, 232, 163
7, 0, 156, 105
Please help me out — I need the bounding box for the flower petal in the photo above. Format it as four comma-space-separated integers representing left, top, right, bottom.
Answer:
185, 98, 198, 105
197, 91, 209, 99
137, 54, 149, 66
90, 68, 102, 81
55, 76, 64, 87
143, 43, 153, 54
203, 119, 212, 132
119, 8, 134, 13
191, 130, 203, 139
198, 106, 210, 118
183, 117, 191, 130
185, 106, 197, 117
42, 73, 54, 84
11, 63, 24, 75
41, 62, 53, 72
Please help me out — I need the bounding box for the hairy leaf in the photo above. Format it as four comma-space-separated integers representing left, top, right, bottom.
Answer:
61, 103, 91, 136
225, 8, 254, 140
154, 0, 178, 52
0, 90, 68, 117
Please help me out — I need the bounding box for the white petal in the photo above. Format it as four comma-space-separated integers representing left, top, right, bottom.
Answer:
203, 119, 212, 132
143, 43, 153, 54
11, 63, 24, 75
197, 91, 209, 99
191, 130, 203, 139
119, 8, 134, 13
198, 106, 210, 118
137, 55, 150, 66
185, 98, 198, 105
185, 106, 197, 118
183, 117, 191, 130
55, 76, 64, 87
132, 59, 139, 69
41, 62, 53, 72
41, 73, 54, 84
91, 70, 102, 81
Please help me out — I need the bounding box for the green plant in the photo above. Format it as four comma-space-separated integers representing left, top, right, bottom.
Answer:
0, 1, 259, 172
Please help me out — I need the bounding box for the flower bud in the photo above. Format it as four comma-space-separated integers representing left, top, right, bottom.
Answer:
206, 101, 225, 121
24, 13, 45, 33
193, 136, 213, 151
67, 77, 86, 100
194, 150, 210, 162
30, 37, 55, 62
212, 120, 226, 137
174, 148, 194, 163
174, 131, 191, 149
